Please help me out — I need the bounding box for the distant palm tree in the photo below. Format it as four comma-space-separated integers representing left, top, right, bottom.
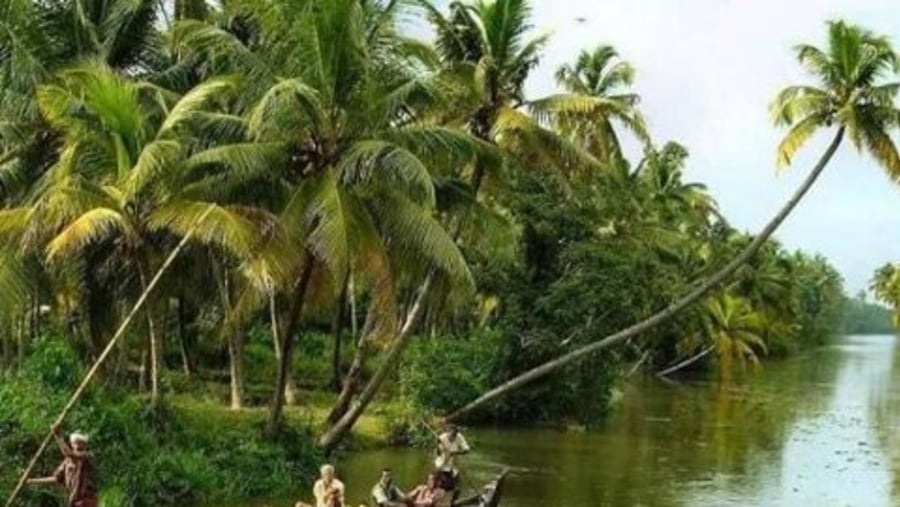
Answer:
552, 45, 650, 167
679, 293, 767, 378
872, 263, 900, 327
446, 20, 900, 422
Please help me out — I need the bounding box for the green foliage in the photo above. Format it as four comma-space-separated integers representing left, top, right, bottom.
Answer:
842, 292, 893, 334
400, 330, 507, 415
0, 338, 321, 507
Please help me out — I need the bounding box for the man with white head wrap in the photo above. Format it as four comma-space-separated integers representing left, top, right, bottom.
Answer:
27, 424, 97, 507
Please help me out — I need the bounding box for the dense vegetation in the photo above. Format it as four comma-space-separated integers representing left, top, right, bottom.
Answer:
1, 0, 898, 504
842, 292, 894, 335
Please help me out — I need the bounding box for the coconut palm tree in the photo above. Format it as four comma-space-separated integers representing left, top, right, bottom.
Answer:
0, 0, 165, 191
445, 20, 900, 422
552, 44, 650, 167
173, 0, 476, 435
319, 0, 609, 449
0, 64, 269, 404
674, 293, 768, 378
871, 263, 900, 326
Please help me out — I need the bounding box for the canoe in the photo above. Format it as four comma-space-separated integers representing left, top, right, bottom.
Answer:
451, 471, 508, 507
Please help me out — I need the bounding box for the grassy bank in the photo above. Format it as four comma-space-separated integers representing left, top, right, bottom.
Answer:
0, 340, 398, 507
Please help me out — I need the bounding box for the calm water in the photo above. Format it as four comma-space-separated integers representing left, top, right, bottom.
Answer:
250, 334, 900, 507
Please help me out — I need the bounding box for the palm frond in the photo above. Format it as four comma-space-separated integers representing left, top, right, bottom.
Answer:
158, 77, 239, 137
338, 140, 436, 206
46, 207, 135, 261
775, 113, 828, 168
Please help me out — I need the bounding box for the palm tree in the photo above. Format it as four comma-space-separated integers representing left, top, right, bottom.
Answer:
173, 0, 475, 435
673, 293, 767, 378
552, 44, 650, 167
445, 20, 900, 422
0, 0, 164, 188
0, 64, 266, 404
319, 0, 609, 449
871, 263, 900, 326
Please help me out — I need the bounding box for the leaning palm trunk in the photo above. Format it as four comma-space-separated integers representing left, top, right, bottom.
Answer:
326, 305, 377, 424
656, 346, 715, 378
444, 127, 845, 423
266, 256, 315, 437
319, 272, 434, 451
4, 205, 214, 507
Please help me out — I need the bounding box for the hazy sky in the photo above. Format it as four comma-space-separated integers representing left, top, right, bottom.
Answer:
410, 0, 900, 292
514, 0, 900, 293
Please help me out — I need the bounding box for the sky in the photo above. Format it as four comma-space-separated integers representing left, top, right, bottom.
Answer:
419, 0, 900, 293
519, 0, 900, 293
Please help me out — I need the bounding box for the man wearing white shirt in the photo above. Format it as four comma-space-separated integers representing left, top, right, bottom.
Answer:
296, 464, 345, 507
433, 423, 470, 497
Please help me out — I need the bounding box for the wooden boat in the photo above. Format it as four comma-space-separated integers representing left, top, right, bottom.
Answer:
451, 471, 508, 507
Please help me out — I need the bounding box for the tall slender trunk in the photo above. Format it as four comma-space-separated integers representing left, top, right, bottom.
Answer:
16, 330, 24, 370
325, 305, 376, 425
269, 291, 297, 405
445, 127, 846, 423
212, 253, 245, 410
137, 262, 162, 405
330, 277, 350, 392
319, 272, 434, 451
228, 332, 246, 410
349, 274, 358, 337
266, 256, 315, 437
177, 296, 194, 376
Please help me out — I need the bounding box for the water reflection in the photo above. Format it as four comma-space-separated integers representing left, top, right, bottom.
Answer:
238, 335, 900, 507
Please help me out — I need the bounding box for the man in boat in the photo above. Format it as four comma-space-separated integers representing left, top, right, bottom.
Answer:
297, 464, 345, 507
434, 423, 470, 495
408, 472, 444, 507
371, 468, 410, 507
26, 425, 97, 507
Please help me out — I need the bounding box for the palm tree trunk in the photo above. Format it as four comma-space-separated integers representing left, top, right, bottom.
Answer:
211, 253, 246, 410
325, 305, 376, 425
319, 272, 434, 451
228, 332, 246, 410
330, 277, 350, 392
266, 256, 315, 437
137, 262, 162, 405
444, 127, 845, 422
269, 291, 298, 406
656, 346, 714, 378
349, 274, 358, 337
177, 295, 194, 376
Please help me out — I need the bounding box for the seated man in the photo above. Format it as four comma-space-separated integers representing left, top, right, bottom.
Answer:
371, 468, 410, 507
408, 472, 444, 507
297, 464, 345, 507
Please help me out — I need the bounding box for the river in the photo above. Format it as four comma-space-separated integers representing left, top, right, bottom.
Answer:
264, 334, 900, 506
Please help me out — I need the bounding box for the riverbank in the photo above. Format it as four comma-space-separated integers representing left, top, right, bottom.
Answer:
0, 339, 402, 507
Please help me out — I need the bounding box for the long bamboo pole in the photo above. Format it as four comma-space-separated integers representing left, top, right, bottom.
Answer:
3, 205, 215, 507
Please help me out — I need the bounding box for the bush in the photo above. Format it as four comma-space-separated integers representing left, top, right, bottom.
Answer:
399, 329, 507, 416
